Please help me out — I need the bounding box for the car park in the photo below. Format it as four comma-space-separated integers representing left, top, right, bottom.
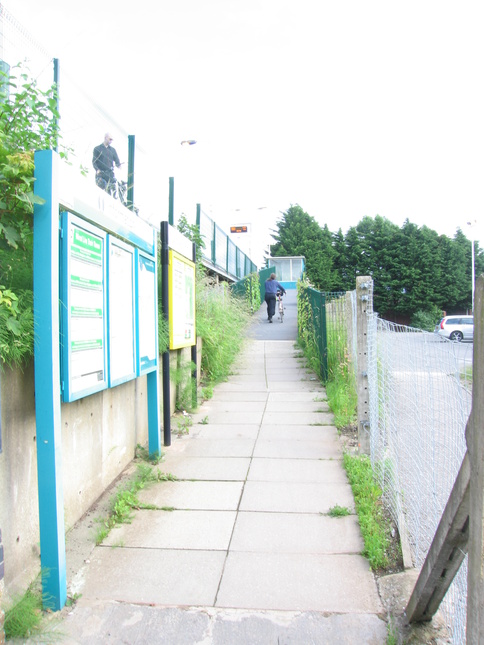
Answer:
434, 315, 474, 342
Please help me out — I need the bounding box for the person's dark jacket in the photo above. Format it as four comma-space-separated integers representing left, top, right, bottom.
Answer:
92, 143, 120, 174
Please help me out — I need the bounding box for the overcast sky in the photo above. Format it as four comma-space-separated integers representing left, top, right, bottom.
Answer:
3, 0, 484, 263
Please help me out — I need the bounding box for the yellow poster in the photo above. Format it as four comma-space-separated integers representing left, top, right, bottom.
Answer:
168, 249, 196, 349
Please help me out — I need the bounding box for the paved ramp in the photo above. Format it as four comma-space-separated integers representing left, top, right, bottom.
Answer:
55, 339, 386, 644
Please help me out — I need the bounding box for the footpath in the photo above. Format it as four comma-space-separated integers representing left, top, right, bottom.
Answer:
53, 291, 388, 644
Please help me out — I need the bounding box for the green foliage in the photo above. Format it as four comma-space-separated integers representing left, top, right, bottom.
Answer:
271, 205, 337, 290
343, 454, 390, 570
196, 275, 252, 385
0, 64, 63, 368
245, 272, 261, 311
3, 578, 44, 640
0, 288, 34, 370
410, 306, 443, 332
327, 505, 351, 517
177, 214, 206, 266
274, 207, 483, 318
95, 464, 177, 544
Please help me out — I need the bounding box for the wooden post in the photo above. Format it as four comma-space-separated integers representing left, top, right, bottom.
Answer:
466, 274, 484, 642
356, 276, 371, 454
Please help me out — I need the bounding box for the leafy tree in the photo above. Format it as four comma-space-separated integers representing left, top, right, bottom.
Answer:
0, 64, 61, 368
270, 204, 337, 290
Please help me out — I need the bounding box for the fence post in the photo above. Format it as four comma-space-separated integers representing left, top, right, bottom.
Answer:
466, 274, 484, 642
356, 276, 371, 454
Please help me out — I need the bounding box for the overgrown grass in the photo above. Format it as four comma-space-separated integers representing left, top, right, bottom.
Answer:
95, 464, 177, 544
343, 453, 390, 570
3, 580, 44, 640
327, 505, 351, 517
196, 275, 252, 388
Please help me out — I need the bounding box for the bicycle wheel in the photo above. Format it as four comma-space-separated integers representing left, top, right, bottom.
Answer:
279, 302, 284, 322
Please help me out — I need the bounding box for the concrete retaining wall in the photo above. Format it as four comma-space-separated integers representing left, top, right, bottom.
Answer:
0, 341, 200, 597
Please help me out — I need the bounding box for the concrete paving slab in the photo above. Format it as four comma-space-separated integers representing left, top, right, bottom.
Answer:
194, 411, 264, 425
257, 425, 338, 440
264, 372, 316, 382
225, 374, 268, 384
209, 391, 268, 402
159, 455, 250, 481
262, 411, 335, 425
192, 401, 267, 414
103, 509, 236, 550
216, 552, 383, 613
215, 382, 269, 392
230, 512, 364, 554
253, 438, 342, 459
265, 400, 330, 412
137, 480, 244, 510
175, 437, 256, 458
264, 381, 324, 392
239, 481, 356, 514
248, 457, 347, 483
81, 547, 225, 606
194, 424, 260, 440
56, 604, 388, 645
268, 391, 327, 402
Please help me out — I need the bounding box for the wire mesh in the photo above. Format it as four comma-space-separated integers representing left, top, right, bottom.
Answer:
365, 280, 470, 644
301, 277, 470, 643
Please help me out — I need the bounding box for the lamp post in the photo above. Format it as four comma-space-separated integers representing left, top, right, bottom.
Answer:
467, 220, 477, 313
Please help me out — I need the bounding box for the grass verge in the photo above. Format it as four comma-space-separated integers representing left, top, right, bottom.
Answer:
343, 453, 391, 571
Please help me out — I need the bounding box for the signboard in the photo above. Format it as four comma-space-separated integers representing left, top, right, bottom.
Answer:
108, 238, 136, 385
137, 252, 158, 373
230, 225, 248, 233
168, 249, 196, 349
61, 212, 108, 401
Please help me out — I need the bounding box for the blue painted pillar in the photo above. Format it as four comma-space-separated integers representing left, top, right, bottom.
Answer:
33, 150, 67, 610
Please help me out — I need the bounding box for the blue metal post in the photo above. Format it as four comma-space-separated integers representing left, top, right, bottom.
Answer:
33, 150, 67, 610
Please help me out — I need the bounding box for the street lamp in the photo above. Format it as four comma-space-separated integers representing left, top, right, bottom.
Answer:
467, 220, 477, 313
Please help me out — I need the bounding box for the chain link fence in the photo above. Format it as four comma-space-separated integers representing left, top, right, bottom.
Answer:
364, 279, 470, 644
300, 277, 470, 643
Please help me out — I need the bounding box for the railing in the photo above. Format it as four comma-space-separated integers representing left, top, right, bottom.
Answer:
300, 278, 472, 644
196, 207, 257, 281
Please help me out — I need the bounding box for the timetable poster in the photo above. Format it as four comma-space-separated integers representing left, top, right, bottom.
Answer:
68, 223, 106, 396
138, 254, 157, 372
169, 249, 196, 349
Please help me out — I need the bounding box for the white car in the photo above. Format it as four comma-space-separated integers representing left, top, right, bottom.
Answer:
434, 315, 474, 342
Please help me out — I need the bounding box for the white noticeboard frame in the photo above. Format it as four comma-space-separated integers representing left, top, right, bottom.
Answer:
60, 211, 108, 402
108, 237, 137, 386
137, 251, 158, 374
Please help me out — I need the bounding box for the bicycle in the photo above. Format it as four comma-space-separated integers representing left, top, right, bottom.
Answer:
96, 171, 128, 208
277, 290, 284, 322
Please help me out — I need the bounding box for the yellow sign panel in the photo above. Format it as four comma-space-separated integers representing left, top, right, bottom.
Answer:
168, 249, 196, 349
230, 225, 248, 233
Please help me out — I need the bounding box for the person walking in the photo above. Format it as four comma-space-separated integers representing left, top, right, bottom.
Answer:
264, 273, 286, 322
92, 133, 121, 192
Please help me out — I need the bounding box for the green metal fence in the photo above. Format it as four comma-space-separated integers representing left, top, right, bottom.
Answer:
298, 283, 348, 382
230, 265, 275, 309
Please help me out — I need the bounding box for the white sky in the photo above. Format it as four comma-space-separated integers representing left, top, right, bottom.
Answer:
3, 0, 484, 265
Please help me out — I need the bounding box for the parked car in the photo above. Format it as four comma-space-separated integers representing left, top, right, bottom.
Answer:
434, 315, 474, 342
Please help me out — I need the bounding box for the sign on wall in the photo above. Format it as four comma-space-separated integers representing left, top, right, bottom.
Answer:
108, 238, 136, 386
61, 212, 108, 401
137, 253, 158, 372
168, 249, 196, 349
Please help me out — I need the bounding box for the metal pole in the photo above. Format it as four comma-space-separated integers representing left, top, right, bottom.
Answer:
53, 58, 60, 152
168, 177, 174, 226
191, 241, 198, 409
160, 221, 171, 446
127, 134, 135, 211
